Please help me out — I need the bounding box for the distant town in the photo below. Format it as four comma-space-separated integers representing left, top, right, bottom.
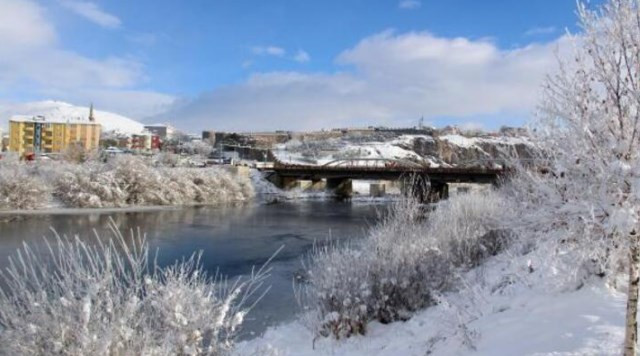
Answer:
0, 103, 527, 169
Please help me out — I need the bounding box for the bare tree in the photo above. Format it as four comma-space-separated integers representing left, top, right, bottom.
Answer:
508, 1, 640, 354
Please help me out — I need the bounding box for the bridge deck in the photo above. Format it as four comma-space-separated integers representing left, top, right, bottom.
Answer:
267, 162, 504, 184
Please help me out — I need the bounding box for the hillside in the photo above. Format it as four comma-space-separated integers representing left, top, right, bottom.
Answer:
0, 101, 145, 135
273, 129, 532, 168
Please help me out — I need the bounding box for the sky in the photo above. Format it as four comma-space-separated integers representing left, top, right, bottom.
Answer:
0, 0, 603, 132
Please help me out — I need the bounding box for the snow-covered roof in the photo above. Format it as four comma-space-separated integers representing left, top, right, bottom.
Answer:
9, 114, 100, 125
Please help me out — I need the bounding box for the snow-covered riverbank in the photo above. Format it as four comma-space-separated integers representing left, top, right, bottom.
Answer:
238, 254, 626, 356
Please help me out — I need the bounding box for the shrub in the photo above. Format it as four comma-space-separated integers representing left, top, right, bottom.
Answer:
298, 189, 510, 339
53, 162, 128, 208
0, 163, 50, 210
50, 156, 254, 208
0, 155, 254, 210
59, 144, 97, 163
0, 222, 269, 355
427, 191, 508, 268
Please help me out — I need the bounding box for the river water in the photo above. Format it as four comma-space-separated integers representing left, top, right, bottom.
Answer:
0, 201, 387, 338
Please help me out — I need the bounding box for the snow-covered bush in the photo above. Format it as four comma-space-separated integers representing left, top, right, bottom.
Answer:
54, 161, 128, 208
0, 222, 268, 355
0, 162, 50, 210
0, 155, 254, 210
161, 167, 255, 205
181, 141, 214, 157
428, 191, 508, 268
59, 144, 100, 163
52, 156, 254, 208
299, 189, 509, 339
155, 152, 180, 167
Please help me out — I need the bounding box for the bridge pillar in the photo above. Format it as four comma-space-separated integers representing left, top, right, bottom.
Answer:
327, 178, 352, 200
311, 179, 326, 191
370, 183, 386, 197
269, 174, 299, 190
282, 177, 299, 190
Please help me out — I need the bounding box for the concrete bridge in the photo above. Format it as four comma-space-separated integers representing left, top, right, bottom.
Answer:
262, 158, 505, 202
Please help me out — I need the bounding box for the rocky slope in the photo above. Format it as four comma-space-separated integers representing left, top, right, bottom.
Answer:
273, 127, 533, 168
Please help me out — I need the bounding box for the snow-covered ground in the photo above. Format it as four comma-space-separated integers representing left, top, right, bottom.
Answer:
0, 100, 145, 135
438, 134, 529, 149
237, 252, 625, 356
238, 285, 623, 356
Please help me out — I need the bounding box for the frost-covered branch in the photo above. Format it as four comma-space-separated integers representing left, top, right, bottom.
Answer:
0, 220, 270, 355
0, 156, 254, 210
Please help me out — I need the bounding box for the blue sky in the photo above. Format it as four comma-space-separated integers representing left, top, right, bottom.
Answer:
0, 0, 602, 131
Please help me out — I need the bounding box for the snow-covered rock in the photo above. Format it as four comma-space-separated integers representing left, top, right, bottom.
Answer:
273, 133, 533, 168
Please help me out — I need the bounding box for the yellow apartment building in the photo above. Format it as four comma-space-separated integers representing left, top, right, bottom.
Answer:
9, 115, 101, 155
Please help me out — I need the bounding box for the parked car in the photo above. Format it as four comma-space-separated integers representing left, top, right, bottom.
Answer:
104, 147, 124, 155
207, 158, 224, 165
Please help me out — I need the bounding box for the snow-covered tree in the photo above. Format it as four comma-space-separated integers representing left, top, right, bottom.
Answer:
508, 1, 640, 353
181, 141, 214, 157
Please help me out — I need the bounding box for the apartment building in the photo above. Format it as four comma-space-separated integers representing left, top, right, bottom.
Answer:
9, 114, 101, 155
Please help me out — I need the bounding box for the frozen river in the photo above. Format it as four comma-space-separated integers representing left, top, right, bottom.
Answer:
0, 201, 387, 338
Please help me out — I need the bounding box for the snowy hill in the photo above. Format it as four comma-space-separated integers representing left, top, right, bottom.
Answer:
273, 132, 532, 168
0, 101, 145, 135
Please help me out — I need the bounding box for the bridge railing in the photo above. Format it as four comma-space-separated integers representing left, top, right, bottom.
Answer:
321, 158, 427, 169
270, 154, 548, 173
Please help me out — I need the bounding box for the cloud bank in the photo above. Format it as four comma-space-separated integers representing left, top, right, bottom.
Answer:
157, 31, 564, 132
0, 0, 174, 124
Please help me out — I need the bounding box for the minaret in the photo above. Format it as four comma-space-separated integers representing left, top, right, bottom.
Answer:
89, 103, 95, 122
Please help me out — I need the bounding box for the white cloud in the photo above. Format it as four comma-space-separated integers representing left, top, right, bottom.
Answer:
156, 31, 565, 132
293, 50, 311, 63
0, 0, 173, 121
251, 46, 286, 57
60, 0, 121, 29
0, 0, 56, 47
525, 26, 557, 36
252, 46, 311, 63
398, 0, 421, 10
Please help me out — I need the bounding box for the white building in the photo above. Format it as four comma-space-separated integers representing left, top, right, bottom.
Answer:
144, 123, 179, 140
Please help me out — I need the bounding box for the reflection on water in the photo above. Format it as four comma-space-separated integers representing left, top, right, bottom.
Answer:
0, 201, 387, 338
